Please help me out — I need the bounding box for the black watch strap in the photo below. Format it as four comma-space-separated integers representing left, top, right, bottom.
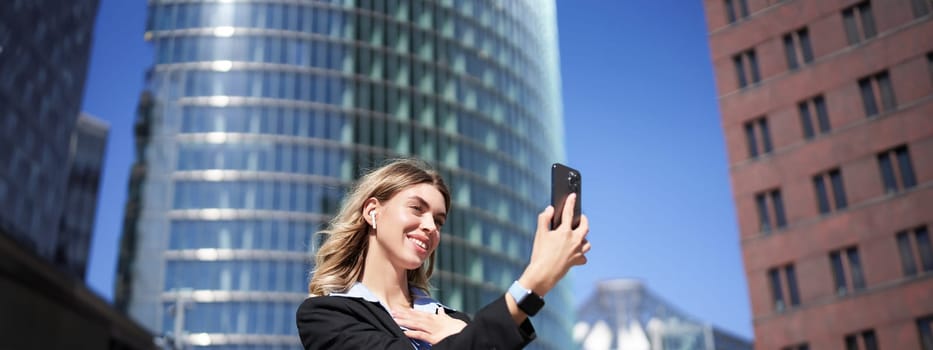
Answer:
509, 281, 545, 316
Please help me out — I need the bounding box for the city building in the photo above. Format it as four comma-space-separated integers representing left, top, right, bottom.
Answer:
58, 113, 111, 279
0, 0, 99, 261
703, 0, 933, 349
115, 1, 571, 349
573, 279, 752, 350
0, 2, 155, 348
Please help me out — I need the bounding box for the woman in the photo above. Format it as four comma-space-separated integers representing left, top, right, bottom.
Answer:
296, 159, 590, 349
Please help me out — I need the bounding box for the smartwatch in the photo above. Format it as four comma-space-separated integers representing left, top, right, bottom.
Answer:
508, 280, 545, 317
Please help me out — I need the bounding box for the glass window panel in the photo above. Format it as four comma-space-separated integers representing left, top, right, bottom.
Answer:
919, 315, 933, 350
845, 335, 859, 350
768, 268, 785, 310
738, 0, 749, 17
916, 227, 933, 272
799, 29, 814, 63
863, 330, 879, 350
878, 152, 898, 193
913, 0, 933, 17
748, 51, 760, 83
785, 265, 800, 306
745, 121, 758, 158
898, 231, 919, 276
783, 34, 799, 70
814, 96, 830, 133
759, 118, 772, 153
893, 146, 917, 189
756, 192, 771, 233
843, 8, 860, 45
175, 3, 189, 29
813, 175, 830, 214
830, 169, 847, 210
877, 72, 897, 112
734, 55, 747, 88
847, 247, 865, 290
799, 101, 814, 139
772, 190, 786, 228
830, 251, 848, 295
859, 3, 876, 38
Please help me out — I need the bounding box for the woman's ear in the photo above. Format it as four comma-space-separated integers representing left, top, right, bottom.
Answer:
362, 197, 380, 228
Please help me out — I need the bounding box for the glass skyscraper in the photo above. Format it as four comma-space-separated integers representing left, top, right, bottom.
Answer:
116, 1, 570, 349
0, 0, 100, 263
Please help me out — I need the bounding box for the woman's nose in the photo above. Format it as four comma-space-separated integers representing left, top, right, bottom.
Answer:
421, 216, 437, 232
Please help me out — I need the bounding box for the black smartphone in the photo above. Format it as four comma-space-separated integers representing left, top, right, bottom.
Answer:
551, 163, 582, 229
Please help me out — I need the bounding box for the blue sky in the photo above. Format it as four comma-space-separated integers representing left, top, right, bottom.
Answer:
81, 0, 753, 339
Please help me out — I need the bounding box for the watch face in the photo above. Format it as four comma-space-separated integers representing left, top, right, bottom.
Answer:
509, 281, 545, 316
517, 292, 545, 317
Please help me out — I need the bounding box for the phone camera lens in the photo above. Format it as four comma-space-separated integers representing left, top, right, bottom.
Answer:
566, 171, 580, 192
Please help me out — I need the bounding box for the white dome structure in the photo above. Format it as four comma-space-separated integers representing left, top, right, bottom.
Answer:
574, 279, 751, 350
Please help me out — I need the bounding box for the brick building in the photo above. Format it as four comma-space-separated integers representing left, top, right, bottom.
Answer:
703, 0, 933, 349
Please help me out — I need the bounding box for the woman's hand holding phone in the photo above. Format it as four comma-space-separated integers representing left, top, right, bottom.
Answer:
550, 163, 582, 229
518, 193, 591, 298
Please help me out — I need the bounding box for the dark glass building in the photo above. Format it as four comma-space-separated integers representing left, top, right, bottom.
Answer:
0, 2, 156, 349
0, 0, 99, 260
704, 0, 933, 348
116, 1, 571, 349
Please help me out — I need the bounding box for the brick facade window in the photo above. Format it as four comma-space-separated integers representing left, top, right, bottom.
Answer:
842, 1, 877, 45
756, 189, 786, 233
744, 116, 772, 158
830, 246, 866, 296
927, 52, 933, 85
783, 28, 814, 70
844, 329, 879, 350
799, 95, 830, 139
897, 225, 933, 276
877, 145, 916, 194
733, 49, 760, 88
912, 0, 933, 18
813, 168, 847, 214
918, 315, 933, 350
768, 264, 800, 311
782, 343, 810, 350
725, 0, 750, 24
858, 71, 896, 117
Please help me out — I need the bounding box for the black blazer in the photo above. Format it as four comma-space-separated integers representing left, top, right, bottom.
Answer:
296, 294, 536, 349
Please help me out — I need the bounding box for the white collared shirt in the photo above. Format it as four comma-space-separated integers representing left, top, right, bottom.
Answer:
330, 282, 453, 349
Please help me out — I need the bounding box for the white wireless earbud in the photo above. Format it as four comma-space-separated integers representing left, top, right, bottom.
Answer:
370, 210, 376, 229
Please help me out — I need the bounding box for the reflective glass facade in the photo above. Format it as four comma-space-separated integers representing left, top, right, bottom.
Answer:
574, 280, 752, 350
57, 114, 110, 279
0, 0, 99, 262
117, 1, 569, 349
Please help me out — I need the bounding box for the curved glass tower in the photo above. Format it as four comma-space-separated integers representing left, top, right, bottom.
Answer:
116, 1, 570, 349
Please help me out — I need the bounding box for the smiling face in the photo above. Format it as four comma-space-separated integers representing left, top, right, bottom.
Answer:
366, 183, 447, 271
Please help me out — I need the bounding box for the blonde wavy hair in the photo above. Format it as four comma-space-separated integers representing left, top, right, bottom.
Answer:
308, 159, 451, 297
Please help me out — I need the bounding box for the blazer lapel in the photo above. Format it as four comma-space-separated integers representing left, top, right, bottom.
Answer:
356, 298, 409, 339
